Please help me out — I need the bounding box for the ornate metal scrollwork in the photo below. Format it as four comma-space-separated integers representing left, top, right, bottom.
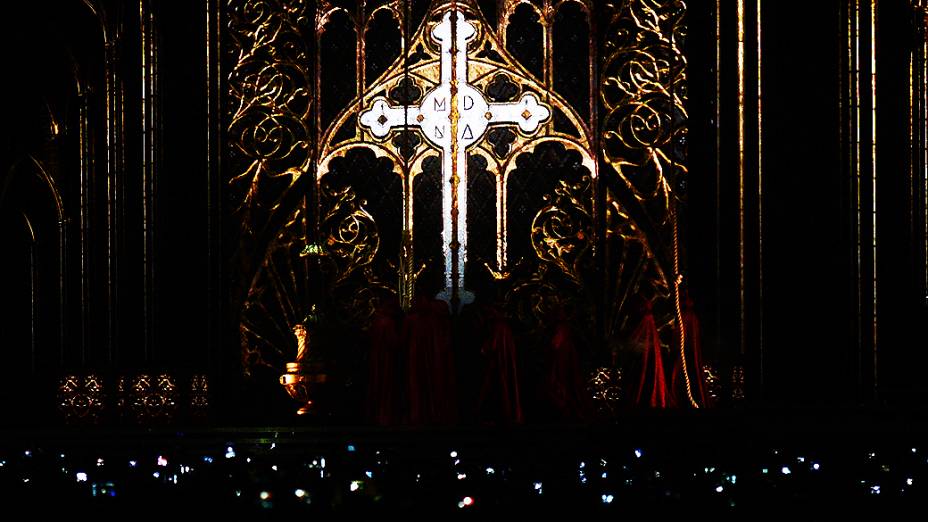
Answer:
588, 366, 623, 416
599, 0, 686, 345
189, 374, 209, 418
120, 373, 179, 424
57, 374, 105, 423
227, 0, 312, 222
319, 182, 380, 287
228, 0, 315, 377
531, 175, 593, 285
601, 0, 687, 218
240, 209, 310, 375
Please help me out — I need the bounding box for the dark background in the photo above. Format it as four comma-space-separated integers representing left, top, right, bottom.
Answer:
0, 0, 926, 426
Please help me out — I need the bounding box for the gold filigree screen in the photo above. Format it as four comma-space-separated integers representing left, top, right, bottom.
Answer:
226, 0, 692, 409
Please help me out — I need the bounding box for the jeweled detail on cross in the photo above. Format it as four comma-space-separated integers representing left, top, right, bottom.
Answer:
360, 10, 551, 307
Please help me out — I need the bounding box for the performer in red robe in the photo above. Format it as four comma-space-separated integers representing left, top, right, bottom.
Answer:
632, 300, 669, 408
475, 305, 523, 425
403, 294, 457, 424
542, 307, 590, 421
366, 296, 401, 424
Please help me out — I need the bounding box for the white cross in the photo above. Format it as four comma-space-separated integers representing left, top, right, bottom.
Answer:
360, 10, 550, 306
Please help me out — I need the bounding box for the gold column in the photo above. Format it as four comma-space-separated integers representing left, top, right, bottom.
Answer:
737, 0, 746, 358
756, 0, 764, 381
870, 0, 878, 392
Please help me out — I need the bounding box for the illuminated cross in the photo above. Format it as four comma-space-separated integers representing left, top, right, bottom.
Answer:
360, 10, 550, 307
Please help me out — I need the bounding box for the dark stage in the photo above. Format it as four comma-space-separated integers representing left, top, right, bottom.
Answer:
1, 0, 927, 514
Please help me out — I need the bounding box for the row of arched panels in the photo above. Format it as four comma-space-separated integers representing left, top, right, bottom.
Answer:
318, 139, 592, 300
317, 0, 593, 136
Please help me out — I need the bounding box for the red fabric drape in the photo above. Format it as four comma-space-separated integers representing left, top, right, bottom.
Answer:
403, 295, 456, 424
544, 310, 589, 421
476, 306, 523, 424
366, 297, 401, 425
671, 296, 708, 407
633, 301, 669, 408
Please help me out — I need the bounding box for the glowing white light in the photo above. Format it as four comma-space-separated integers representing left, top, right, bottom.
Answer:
271, 465, 278, 472
601, 494, 614, 504
246, 458, 251, 463
457, 473, 467, 480
450, 451, 458, 458
157, 456, 168, 467
270, 443, 276, 450
486, 467, 495, 475
459, 496, 474, 508
295, 488, 307, 498
24, 451, 31, 457
601, 472, 608, 479
76, 472, 88, 482
320, 458, 326, 469
797, 457, 805, 463
533, 482, 543, 494
129, 460, 137, 468
579, 461, 586, 469
350, 481, 362, 492
762, 468, 769, 474
365, 470, 373, 478
715, 486, 724, 493
870, 485, 880, 495
634, 449, 643, 459
225, 447, 235, 459
812, 463, 821, 471
203, 456, 214, 464
152, 472, 160, 479
781, 467, 791, 475
360, 11, 550, 304
259, 491, 270, 500
347, 444, 356, 452
907, 478, 914, 486
912, 448, 917, 453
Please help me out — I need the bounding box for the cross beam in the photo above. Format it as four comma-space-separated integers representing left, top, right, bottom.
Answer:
360, 10, 550, 307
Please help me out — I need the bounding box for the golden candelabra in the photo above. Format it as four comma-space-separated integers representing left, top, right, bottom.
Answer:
279, 320, 327, 416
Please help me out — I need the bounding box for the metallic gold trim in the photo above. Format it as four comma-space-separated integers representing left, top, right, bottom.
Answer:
737, 0, 746, 357
450, 6, 462, 309
79, 83, 90, 365
854, 0, 863, 387
599, 1, 688, 396
756, 0, 764, 385
58, 374, 105, 423
140, 0, 160, 362
715, 0, 722, 349
870, 0, 878, 393
923, 8, 928, 299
